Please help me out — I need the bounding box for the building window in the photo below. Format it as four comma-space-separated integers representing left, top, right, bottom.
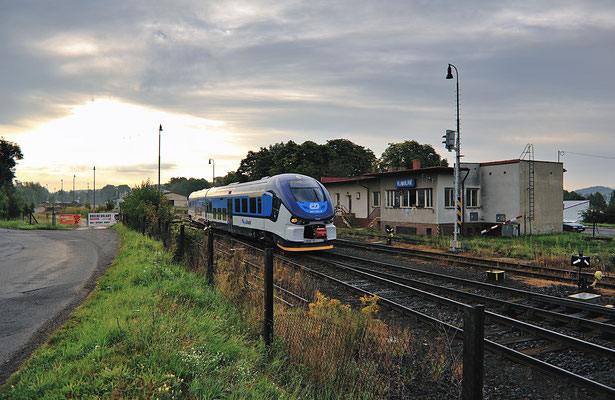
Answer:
445, 188, 454, 208
466, 188, 479, 208
335, 193, 340, 206
496, 214, 506, 222
416, 188, 432, 208
372, 191, 380, 207
386, 189, 432, 208
386, 190, 400, 207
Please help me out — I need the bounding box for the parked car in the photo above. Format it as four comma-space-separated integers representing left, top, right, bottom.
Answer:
563, 220, 585, 232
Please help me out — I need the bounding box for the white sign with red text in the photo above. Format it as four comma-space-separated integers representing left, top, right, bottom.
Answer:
88, 213, 119, 227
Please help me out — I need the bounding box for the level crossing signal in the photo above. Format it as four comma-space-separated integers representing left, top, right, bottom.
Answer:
571, 254, 590, 268
443, 130, 455, 152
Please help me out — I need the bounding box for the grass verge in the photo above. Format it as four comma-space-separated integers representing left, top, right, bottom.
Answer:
0, 220, 75, 230
0, 224, 303, 399
338, 227, 615, 271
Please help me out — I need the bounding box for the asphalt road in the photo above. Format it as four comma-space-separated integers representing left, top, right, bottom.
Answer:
0, 228, 118, 383
582, 226, 615, 237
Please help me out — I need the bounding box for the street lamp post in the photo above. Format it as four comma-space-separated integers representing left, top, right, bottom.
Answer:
209, 158, 215, 186
93, 166, 96, 209
446, 63, 461, 251
72, 175, 76, 204
158, 124, 163, 192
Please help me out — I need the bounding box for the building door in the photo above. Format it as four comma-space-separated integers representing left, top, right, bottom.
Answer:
346, 195, 352, 213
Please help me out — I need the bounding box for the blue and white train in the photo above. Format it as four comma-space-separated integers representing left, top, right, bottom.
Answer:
188, 174, 336, 251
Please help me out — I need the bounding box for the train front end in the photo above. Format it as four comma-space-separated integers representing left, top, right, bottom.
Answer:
273, 175, 336, 251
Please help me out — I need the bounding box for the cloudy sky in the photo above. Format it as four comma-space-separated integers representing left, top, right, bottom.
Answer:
1, 0, 614, 191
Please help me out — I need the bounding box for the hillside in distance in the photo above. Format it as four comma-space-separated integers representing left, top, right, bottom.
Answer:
574, 186, 614, 199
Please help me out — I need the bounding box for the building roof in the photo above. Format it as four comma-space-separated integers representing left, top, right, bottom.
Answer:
321, 166, 458, 184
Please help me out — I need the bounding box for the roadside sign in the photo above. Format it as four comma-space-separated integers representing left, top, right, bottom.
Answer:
88, 213, 118, 227
59, 214, 81, 224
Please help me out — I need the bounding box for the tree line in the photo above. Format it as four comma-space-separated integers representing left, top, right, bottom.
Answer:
1, 137, 448, 217
565, 189, 615, 224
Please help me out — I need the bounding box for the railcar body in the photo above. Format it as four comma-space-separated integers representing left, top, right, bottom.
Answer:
188, 174, 336, 251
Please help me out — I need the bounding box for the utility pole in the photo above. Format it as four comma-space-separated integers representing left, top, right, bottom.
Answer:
93, 166, 96, 209
72, 175, 76, 204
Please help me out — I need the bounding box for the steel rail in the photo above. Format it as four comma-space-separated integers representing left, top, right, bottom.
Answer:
311, 255, 615, 361
326, 251, 615, 319
335, 238, 615, 291
273, 252, 615, 397
326, 255, 615, 336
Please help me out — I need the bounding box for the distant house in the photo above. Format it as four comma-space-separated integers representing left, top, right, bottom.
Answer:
563, 200, 589, 222
163, 191, 188, 207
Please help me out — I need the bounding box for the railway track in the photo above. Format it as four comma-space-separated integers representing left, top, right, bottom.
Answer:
291, 252, 615, 397
335, 238, 615, 291
213, 232, 615, 397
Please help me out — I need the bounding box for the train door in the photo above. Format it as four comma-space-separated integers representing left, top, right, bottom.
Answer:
227, 199, 233, 231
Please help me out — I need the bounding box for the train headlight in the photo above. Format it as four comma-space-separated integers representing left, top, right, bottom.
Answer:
290, 217, 299, 224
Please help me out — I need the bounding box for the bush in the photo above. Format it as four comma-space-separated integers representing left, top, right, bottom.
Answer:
121, 181, 172, 234
0, 183, 23, 219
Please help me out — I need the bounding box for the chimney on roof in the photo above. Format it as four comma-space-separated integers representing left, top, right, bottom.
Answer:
412, 159, 421, 169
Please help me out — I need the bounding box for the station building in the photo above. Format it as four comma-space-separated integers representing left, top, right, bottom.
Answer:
321, 159, 563, 236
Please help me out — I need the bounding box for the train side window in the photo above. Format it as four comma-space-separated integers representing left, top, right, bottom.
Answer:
241, 198, 248, 213
249, 197, 256, 214
257, 198, 262, 214
222, 208, 227, 220
234, 198, 240, 213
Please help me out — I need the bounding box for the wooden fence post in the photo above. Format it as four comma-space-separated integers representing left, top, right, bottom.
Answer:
462, 304, 485, 400
264, 248, 274, 348
178, 224, 185, 259
207, 229, 214, 285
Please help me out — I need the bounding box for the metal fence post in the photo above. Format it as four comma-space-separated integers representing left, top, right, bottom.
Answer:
462, 304, 485, 400
264, 248, 274, 348
207, 229, 214, 285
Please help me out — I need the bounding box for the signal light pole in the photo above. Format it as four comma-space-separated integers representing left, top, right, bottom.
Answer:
446, 63, 462, 251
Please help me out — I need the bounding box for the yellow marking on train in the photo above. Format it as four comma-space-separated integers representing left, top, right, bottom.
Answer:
248, 194, 263, 197
277, 244, 334, 252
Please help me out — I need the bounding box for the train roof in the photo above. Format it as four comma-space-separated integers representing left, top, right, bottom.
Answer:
189, 174, 324, 199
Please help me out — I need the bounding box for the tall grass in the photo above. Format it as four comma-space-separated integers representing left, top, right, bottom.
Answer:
0, 225, 301, 399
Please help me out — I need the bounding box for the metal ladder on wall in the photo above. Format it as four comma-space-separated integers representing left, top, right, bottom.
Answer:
520, 143, 535, 233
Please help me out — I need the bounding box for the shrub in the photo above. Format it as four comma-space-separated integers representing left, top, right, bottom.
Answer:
121, 181, 172, 234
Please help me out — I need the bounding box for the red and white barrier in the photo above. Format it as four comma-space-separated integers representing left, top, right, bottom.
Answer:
480, 215, 522, 235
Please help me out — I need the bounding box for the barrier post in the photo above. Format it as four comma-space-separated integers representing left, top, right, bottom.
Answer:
264, 248, 274, 348
207, 229, 214, 285
462, 304, 484, 400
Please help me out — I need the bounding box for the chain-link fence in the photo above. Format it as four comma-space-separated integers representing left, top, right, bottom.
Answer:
132, 220, 463, 398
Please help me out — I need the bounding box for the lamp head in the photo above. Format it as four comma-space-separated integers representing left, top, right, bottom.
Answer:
209, 158, 213, 164
159, 124, 163, 131
446, 65, 453, 79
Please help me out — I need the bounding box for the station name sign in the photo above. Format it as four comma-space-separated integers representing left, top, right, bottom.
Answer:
395, 179, 415, 188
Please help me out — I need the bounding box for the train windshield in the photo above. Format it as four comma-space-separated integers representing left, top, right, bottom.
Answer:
290, 185, 325, 203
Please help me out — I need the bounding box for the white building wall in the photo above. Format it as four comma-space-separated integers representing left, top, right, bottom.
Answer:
564, 200, 589, 222
479, 163, 521, 223
323, 183, 369, 218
